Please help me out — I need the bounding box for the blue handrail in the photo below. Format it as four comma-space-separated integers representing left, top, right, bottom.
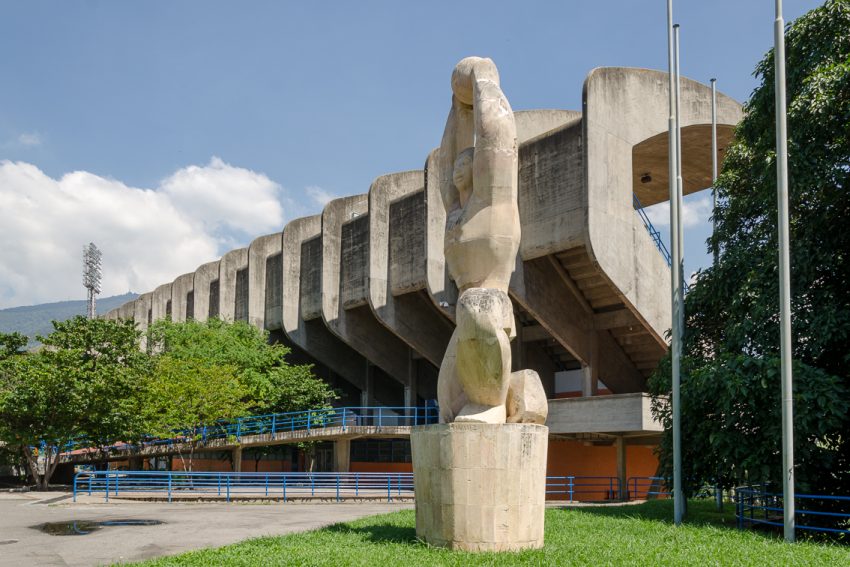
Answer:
735, 485, 850, 536
633, 193, 672, 267
74, 471, 637, 504
62, 405, 439, 454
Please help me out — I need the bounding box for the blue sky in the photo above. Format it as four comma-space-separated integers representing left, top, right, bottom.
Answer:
0, 1, 818, 308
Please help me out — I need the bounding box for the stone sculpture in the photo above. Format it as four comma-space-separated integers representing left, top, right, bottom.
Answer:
411, 57, 549, 552
436, 56, 547, 426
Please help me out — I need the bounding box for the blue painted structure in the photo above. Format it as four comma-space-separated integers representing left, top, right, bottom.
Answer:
74, 470, 667, 504
735, 486, 850, 536
63, 406, 439, 454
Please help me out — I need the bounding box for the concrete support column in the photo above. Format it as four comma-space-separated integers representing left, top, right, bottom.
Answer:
334, 439, 351, 473
615, 436, 627, 501
582, 334, 600, 396
232, 446, 243, 473
360, 362, 374, 407
404, 348, 418, 413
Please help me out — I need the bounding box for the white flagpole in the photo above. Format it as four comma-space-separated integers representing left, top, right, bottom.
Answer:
667, 0, 684, 526
774, 0, 795, 544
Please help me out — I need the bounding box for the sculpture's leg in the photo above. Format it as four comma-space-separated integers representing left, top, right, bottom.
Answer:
454, 288, 512, 424
437, 330, 466, 423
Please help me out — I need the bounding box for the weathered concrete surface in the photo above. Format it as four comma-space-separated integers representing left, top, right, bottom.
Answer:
132, 293, 153, 335
322, 194, 413, 389
117, 300, 135, 321
581, 67, 741, 345
546, 393, 662, 435
219, 247, 248, 323
368, 171, 452, 368
170, 272, 194, 322
151, 283, 172, 322
411, 423, 548, 551
247, 232, 283, 331
192, 260, 220, 322
282, 215, 367, 392
0, 493, 409, 567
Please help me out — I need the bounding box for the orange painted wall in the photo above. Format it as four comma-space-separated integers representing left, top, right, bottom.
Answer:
546, 439, 659, 501
350, 462, 413, 473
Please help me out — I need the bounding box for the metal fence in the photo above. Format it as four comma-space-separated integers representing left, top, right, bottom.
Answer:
735, 485, 850, 536
63, 406, 439, 453
75, 471, 668, 504
74, 471, 414, 503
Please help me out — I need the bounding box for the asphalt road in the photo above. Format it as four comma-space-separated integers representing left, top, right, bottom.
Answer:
0, 491, 411, 566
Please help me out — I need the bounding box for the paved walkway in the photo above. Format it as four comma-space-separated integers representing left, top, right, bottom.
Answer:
0, 491, 412, 566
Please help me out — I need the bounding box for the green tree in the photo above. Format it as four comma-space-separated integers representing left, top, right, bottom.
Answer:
141, 355, 251, 471
0, 317, 150, 489
146, 318, 336, 414
649, 0, 850, 496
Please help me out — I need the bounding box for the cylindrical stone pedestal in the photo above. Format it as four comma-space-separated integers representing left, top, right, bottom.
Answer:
410, 422, 548, 552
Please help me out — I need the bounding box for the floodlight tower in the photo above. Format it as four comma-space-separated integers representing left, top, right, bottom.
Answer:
83, 243, 103, 319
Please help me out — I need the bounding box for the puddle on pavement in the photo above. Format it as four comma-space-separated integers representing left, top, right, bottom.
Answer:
37, 519, 163, 536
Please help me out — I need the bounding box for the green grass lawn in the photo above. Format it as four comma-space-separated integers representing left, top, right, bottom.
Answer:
133, 500, 849, 566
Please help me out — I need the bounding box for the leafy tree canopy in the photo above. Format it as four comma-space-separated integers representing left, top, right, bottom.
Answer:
0, 316, 150, 488
649, 0, 850, 496
146, 318, 336, 415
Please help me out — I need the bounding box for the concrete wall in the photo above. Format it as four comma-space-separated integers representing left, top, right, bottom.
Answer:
219, 248, 248, 323
321, 194, 413, 388
170, 272, 194, 322
151, 283, 172, 322
247, 232, 283, 331
368, 170, 452, 368
192, 260, 220, 323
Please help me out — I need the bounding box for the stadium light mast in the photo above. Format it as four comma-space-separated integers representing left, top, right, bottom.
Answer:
774, 0, 795, 544
667, 0, 685, 526
83, 243, 103, 319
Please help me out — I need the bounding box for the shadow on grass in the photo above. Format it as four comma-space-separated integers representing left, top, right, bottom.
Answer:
325, 521, 420, 546
558, 499, 740, 530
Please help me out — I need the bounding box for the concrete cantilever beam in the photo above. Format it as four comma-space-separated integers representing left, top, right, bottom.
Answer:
132, 292, 153, 348
513, 67, 741, 391
219, 248, 248, 323
170, 273, 194, 322
281, 215, 368, 392
579, 67, 741, 339
247, 232, 283, 331
367, 170, 452, 368
321, 193, 415, 393
192, 261, 220, 322
151, 283, 172, 322
117, 300, 135, 321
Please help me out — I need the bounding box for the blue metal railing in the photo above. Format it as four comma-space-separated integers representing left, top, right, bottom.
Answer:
633, 193, 672, 267
74, 470, 415, 503
74, 471, 654, 504
546, 476, 625, 501
735, 486, 850, 536
630, 476, 672, 499
63, 406, 439, 454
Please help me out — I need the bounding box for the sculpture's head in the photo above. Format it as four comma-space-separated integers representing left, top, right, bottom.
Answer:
451, 57, 499, 106
453, 147, 474, 194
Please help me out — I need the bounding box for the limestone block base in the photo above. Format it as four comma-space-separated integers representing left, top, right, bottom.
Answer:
410, 422, 548, 552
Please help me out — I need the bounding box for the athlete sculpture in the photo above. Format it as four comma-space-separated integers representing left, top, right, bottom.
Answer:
436, 57, 547, 425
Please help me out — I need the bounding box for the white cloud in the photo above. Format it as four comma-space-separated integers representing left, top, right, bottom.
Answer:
643, 193, 713, 229
0, 157, 285, 309
306, 185, 336, 207
17, 132, 42, 147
